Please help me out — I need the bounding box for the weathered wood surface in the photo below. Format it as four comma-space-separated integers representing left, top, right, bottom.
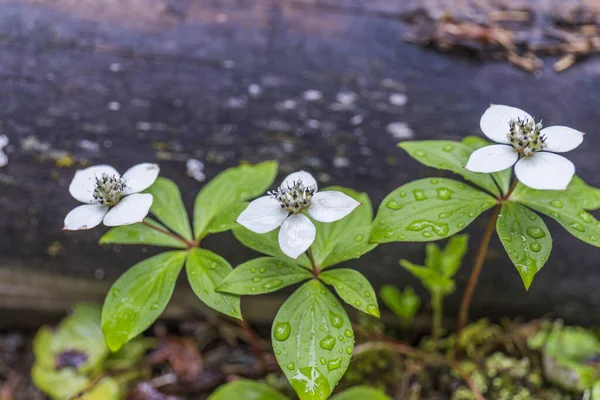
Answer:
1, 0, 600, 326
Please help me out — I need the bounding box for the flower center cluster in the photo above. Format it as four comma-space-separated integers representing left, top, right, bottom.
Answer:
508, 118, 547, 157
269, 179, 316, 214
93, 174, 127, 206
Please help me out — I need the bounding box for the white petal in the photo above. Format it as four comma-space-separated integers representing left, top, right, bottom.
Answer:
122, 163, 160, 194
464, 145, 518, 173
236, 196, 289, 233
103, 193, 153, 226
480, 105, 533, 144
278, 213, 316, 259
307, 191, 361, 222
69, 165, 120, 203
540, 126, 584, 153
63, 204, 108, 230
281, 170, 318, 191
515, 152, 575, 191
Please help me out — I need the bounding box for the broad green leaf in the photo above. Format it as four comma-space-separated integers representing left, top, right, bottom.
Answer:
371, 178, 497, 243
186, 248, 241, 319
497, 203, 552, 289
145, 177, 193, 241
203, 202, 248, 235
208, 380, 289, 400
565, 176, 600, 211
330, 386, 392, 400
219, 257, 312, 295
320, 269, 379, 317
272, 280, 354, 400
33, 303, 108, 374
311, 187, 377, 269
462, 136, 512, 195
379, 285, 420, 321
232, 226, 311, 269
512, 183, 600, 247
438, 234, 469, 277
99, 219, 187, 248
400, 260, 455, 294
194, 161, 278, 239
102, 251, 187, 351
399, 140, 500, 196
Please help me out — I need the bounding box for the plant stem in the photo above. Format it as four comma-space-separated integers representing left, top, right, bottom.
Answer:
307, 248, 319, 277
141, 219, 195, 249
456, 205, 501, 342
503, 179, 519, 200
432, 291, 443, 340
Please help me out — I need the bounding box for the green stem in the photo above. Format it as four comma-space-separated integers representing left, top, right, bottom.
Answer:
432, 291, 443, 340
307, 248, 319, 278
141, 219, 196, 249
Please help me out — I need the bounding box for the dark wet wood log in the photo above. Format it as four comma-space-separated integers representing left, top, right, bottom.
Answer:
1, 0, 600, 326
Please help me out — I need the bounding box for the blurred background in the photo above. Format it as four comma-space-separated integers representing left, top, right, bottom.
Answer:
1, 0, 600, 332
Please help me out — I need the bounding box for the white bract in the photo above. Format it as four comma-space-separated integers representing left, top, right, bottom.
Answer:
236, 171, 360, 259
64, 163, 160, 230
465, 105, 584, 190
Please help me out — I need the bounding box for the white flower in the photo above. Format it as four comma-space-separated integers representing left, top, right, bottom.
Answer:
236, 171, 360, 259
0, 134, 8, 168
64, 163, 160, 230
465, 105, 584, 190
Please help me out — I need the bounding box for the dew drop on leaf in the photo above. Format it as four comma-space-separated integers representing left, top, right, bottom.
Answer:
385, 200, 403, 210
263, 279, 283, 290
366, 304, 379, 317
273, 322, 291, 341
354, 234, 364, 242
346, 346, 353, 355
319, 335, 336, 351
327, 358, 342, 371
436, 188, 453, 200
413, 189, 427, 201
530, 242, 541, 252
569, 222, 585, 232
320, 357, 326, 365
329, 311, 344, 328
251, 276, 262, 283
344, 329, 354, 338
286, 362, 295, 371
442, 144, 454, 152
526, 227, 546, 239
550, 199, 564, 208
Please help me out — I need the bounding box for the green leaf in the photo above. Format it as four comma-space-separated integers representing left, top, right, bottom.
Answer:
203, 202, 249, 235
219, 257, 312, 295
371, 178, 497, 243
399, 140, 500, 196
272, 280, 354, 400
99, 219, 187, 248
330, 386, 392, 400
379, 285, 420, 321
145, 177, 193, 241
565, 176, 600, 211
511, 183, 600, 247
232, 226, 311, 269
193, 161, 278, 239
33, 303, 109, 374
320, 269, 379, 317
186, 248, 241, 319
496, 202, 552, 289
31, 364, 91, 400
310, 187, 377, 269
424, 243, 442, 270
101, 251, 187, 352
400, 260, 455, 294
461, 136, 512, 195
208, 380, 289, 400
438, 234, 469, 277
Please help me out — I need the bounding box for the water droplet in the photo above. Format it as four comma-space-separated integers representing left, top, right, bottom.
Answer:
250, 267, 257, 273
415, 150, 426, 157
364, 291, 371, 298
578, 211, 592, 223
320, 335, 336, 351
354, 300, 362, 307
430, 178, 439, 184
346, 346, 353, 355
413, 190, 427, 201
250, 288, 257, 292
436, 187, 453, 200
439, 211, 453, 219
407, 220, 449, 237
442, 144, 454, 152
457, 222, 465, 228
329, 311, 343, 328
399, 191, 406, 197
251, 276, 262, 283
385, 200, 403, 210
286, 362, 295, 371
273, 322, 291, 341
526, 227, 546, 239
327, 358, 342, 371
354, 234, 364, 242
111, 288, 121, 297
150, 303, 159, 310
530, 242, 541, 252
259, 267, 266, 273
422, 231, 434, 238
550, 199, 564, 208
528, 214, 537, 222
344, 329, 354, 338
570, 222, 585, 232
276, 350, 281, 355
366, 304, 379, 317
320, 357, 326, 365
263, 279, 283, 290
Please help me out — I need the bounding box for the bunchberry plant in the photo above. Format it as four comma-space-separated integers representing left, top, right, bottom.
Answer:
371, 104, 600, 334
220, 172, 378, 400
66, 161, 278, 351
379, 285, 420, 329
